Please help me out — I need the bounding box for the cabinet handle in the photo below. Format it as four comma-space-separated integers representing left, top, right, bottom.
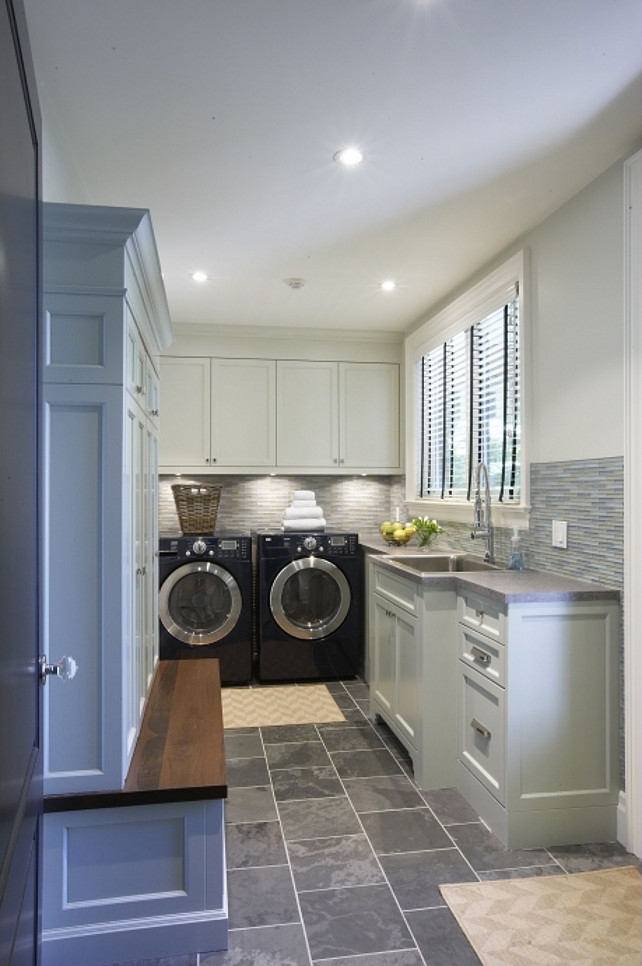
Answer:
470, 645, 491, 665
475, 609, 484, 622
136, 385, 145, 395
150, 408, 159, 417
471, 718, 491, 740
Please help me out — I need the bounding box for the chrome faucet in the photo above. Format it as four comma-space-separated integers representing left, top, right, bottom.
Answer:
471, 461, 495, 563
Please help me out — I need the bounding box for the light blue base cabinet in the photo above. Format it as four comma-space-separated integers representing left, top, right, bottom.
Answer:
41, 800, 227, 966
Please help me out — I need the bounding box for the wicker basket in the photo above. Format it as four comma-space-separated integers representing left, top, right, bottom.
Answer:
171, 483, 221, 534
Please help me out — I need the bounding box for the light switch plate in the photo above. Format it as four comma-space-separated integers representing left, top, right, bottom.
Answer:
552, 520, 568, 549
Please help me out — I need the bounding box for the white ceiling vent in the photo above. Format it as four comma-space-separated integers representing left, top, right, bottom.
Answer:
284, 277, 306, 290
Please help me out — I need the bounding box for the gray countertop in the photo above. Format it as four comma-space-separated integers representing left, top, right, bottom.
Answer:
359, 533, 620, 604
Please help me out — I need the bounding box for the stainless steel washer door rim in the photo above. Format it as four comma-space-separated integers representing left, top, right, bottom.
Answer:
269, 556, 351, 640
159, 561, 242, 645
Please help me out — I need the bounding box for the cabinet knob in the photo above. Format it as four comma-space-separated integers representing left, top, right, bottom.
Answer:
150, 408, 159, 417
136, 385, 145, 395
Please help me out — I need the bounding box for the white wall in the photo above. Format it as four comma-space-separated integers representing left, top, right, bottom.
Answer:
405, 146, 639, 465
526, 156, 627, 462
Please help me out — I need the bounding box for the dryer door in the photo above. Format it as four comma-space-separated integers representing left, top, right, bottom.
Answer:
159, 561, 242, 645
269, 557, 350, 640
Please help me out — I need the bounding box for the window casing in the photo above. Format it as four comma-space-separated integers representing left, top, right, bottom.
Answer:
406, 252, 526, 519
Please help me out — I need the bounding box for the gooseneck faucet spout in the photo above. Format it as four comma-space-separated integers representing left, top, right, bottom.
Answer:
471, 461, 495, 563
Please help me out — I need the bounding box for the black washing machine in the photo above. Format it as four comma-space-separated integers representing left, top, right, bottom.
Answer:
159, 534, 253, 684
257, 531, 362, 682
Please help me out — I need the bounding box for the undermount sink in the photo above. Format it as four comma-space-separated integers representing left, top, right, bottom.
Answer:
391, 553, 500, 573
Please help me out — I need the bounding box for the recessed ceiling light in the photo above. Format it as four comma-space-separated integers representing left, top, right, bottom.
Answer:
380, 279, 397, 292
333, 146, 365, 167
191, 271, 209, 283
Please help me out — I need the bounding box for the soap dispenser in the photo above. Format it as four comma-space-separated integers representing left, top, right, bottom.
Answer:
508, 529, 524, 570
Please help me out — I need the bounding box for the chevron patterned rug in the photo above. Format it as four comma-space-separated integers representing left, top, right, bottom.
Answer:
221, 684, 345, 729
440, 865, 641, 966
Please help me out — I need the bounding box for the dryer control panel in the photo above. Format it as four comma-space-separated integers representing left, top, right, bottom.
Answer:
178, 535, 251, 561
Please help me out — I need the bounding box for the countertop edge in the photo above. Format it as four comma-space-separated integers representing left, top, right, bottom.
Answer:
361, 536, 620, 603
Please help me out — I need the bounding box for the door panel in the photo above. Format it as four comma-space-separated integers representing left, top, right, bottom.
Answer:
0, 3, 42, 964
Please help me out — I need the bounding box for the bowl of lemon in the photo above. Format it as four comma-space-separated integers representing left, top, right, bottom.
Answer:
380, 521, 416, 546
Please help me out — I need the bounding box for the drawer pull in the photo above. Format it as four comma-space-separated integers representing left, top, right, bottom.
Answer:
470, 645, 491, 665
471, 718, 491, 740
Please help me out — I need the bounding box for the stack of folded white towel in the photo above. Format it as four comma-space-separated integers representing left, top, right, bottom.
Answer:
281, 490, 326, 531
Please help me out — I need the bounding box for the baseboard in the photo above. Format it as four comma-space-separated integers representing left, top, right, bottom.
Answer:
41, 908, 229, 966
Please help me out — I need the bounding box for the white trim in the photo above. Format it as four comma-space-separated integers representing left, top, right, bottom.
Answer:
404, 250, 529, 513
623, 150, 641, 858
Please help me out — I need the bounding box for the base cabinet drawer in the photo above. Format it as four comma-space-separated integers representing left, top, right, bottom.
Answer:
459, 663, 505, 805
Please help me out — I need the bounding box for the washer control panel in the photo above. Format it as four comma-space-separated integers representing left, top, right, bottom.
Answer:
177, 535, 251, 561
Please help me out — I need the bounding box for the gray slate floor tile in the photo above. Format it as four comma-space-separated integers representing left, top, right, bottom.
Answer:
225, 820, 287, 869
379, 847, 478, 909
299, 882, 415, 960
266, 740, 332, 769
225, 756, 270, 788
288, 833, 384, 891
226, 865, 299, 929
260, 723, 320, 744
278, 795, 361, 841
446, 822, 553, 873
405, 906, 482, 966
270, 765, 344, 801
343, 774, 426, 812
200, 923, 311, 965
223, 731, 263, 759
547, 841, 639, 873
224, 785, 277, 825
330, 747, 405, 778
359, 807, 452, 854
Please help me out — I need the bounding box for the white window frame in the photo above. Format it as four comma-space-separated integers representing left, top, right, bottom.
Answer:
404, 251, 530, 528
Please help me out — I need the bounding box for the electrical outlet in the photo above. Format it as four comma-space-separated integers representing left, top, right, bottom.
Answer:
552, 520, 568, 549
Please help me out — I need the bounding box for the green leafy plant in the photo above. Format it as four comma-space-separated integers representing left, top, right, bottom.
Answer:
411, 517, 444, 548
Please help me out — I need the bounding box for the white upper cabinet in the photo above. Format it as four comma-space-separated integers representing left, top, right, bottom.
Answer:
160, 357, 401, 474
159, 357, 211, 467
276, 360, 400, 472
340, 362, 400, 469
211, 358, 276, 467
276, 360, 339, 468
159, 357, 276, 470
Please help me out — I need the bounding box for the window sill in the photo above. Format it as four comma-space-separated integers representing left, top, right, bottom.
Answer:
404, 499, 531, 530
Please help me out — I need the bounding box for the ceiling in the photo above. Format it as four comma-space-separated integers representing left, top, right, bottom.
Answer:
23, 0, 641, 335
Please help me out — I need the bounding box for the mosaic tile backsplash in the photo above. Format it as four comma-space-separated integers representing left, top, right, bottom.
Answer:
159, 456, 625, 786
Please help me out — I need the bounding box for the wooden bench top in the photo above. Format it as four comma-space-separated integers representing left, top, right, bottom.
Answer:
44, 658, 227, 813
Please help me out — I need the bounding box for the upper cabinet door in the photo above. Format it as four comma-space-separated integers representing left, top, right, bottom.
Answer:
276, 360, 339, 467
340, 363, 400, 469
158, 357, 211, 467
210, 358, 276, 467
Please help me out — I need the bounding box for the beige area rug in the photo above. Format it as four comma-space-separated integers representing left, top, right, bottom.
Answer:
440, 866, 641, 966
221, 684, 345, 729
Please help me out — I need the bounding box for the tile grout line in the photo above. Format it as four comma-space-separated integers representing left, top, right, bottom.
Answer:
257, 721, 316, 966
309, 684, 431, 966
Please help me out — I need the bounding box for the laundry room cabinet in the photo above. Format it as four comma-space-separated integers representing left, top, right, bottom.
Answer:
276, 360, 401, 471
368, 557, 458, 790
158, 356, 401, 473
456, 587, 620, 849
159, 356, 276, 470
41, 203, 173, 796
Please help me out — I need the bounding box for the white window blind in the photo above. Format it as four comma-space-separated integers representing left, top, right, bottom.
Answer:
416, 289, 520, 502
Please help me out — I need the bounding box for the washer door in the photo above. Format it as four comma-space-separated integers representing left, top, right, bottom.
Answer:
159, 561, 242, 645
269, 557, 350, 641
